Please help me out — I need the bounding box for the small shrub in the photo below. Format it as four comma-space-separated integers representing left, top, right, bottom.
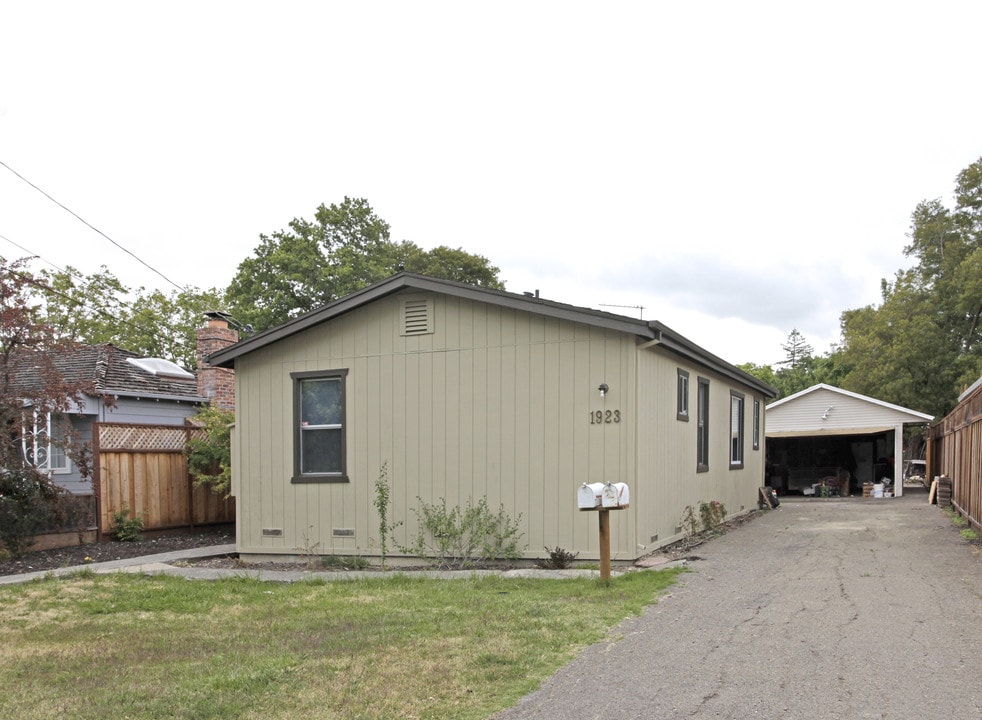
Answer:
373, 462, 402, 569
186, 406, 234, 497
111, 508, 144, 542
681, 500, 727, 538
698, 500, 727, 533
0, 469, 73, 556
540, 545, 579, 569
960, 528, 979, 541
401, 496, 524, 569
680, 505, 700, 537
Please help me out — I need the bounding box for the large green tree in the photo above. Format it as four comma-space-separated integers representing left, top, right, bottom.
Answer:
836, 156, 982, 417
225, 197, 504, 333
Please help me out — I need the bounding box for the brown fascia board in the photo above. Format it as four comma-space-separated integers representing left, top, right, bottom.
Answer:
647, 320, 778, 398
208, 273, 776, 399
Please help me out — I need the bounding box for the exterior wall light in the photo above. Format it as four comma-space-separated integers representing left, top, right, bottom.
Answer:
599, 383, 609, 398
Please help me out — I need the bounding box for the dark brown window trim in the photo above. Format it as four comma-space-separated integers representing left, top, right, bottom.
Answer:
696, 376, 709, 472
291, 368, 349, 484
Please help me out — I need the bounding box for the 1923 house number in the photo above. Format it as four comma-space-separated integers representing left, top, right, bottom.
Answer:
590, 409, 621, 424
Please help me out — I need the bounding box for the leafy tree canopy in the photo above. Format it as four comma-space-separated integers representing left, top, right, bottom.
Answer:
744, 157, 982, 418
836, 156, 982, 417
37, 265, 224, 370
225, 197, 504, 333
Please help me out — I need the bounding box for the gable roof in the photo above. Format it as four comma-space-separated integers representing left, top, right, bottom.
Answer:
209, 272, 776, 397
12, 344, 205, 404
766, 383, 933, 437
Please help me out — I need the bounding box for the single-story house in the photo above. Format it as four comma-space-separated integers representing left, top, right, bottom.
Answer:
16, 344, 207, 496
12, 323, 239, 546
766, 384, 933, 497
209, 272, 777, 563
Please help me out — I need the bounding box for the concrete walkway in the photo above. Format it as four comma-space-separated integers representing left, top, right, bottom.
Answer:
493, 491, 982, 719
0, 542, 659, 585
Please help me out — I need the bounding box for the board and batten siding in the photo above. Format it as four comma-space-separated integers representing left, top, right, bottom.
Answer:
635, 349, 767, 552
232, 290, 643, 560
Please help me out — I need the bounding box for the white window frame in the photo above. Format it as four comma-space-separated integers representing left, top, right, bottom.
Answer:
753, 399, 761, 451
677, 369, 689, 421
22, 411, 71, 475
730, 391, 745, 469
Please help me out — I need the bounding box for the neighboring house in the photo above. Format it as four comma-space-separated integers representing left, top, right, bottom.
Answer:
14, 344, 208, 497
766, 384, 933, 497
926, 377, 982, 529
209, 273, 777, 563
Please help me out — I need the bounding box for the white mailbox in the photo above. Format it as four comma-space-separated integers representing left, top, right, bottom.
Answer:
577, 482, 605, 509
601, 482, 630, 508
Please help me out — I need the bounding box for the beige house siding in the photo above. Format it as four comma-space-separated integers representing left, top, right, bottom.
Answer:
635, 350, 766, 552
219, 275, 775, 564
232, 290, 646, 560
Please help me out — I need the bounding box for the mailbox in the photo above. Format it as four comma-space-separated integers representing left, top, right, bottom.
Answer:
577, 482, 605, 509
601, 482, 630, 509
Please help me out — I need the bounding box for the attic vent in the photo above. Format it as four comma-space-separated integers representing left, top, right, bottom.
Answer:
401, 298, 434, 336
126, 357, 195, 380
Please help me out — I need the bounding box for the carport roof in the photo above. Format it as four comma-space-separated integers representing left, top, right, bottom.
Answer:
765, 384, 933, 438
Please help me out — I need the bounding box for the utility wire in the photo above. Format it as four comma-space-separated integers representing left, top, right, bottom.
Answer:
0, 229, 141, 305
0, 230, 204, 361
0, 159, 186, 293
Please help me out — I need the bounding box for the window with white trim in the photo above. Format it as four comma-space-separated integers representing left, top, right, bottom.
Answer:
292, 369, 348, 483
730, 391, 744, 468
677, 369, 689, 421
753, 399, 760, 451
21, 411, 71, 475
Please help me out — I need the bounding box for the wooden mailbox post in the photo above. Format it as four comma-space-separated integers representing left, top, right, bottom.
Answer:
577, 482, 630, 581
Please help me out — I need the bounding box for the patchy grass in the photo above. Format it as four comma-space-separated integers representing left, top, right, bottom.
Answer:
0, 568, 682, 719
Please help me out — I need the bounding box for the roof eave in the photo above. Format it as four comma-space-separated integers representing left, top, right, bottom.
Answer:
647, 321, 778, 398
209, 273, 655, 368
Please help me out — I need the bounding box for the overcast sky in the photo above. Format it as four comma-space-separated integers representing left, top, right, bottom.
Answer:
2, 1, 981, 367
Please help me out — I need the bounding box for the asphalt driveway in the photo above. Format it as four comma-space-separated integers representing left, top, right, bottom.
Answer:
493, 491, 982, 719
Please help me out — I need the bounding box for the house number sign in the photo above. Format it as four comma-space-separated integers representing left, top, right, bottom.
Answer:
590, 409, 621, 424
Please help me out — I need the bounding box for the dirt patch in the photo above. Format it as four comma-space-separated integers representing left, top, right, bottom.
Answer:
0, 529, 234, 577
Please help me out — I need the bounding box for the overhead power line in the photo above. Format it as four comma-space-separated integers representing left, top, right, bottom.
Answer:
0, 159, 186, 293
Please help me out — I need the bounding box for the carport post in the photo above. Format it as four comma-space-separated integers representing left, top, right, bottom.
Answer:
894, 424, 904, 497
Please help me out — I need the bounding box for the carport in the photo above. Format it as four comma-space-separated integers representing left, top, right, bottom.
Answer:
766, 384, 933, 497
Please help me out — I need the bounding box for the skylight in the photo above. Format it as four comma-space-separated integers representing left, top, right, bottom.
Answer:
126, 357, 195, 380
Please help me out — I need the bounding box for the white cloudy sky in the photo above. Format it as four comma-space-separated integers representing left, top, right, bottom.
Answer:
2, 1, 981, 366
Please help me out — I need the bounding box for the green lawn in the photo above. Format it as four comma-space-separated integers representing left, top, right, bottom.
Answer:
0, 568, 682, 720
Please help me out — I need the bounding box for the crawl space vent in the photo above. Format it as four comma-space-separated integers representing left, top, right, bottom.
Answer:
401, 298, 434, 336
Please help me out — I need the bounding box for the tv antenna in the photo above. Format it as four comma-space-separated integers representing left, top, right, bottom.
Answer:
600, 303, 645, 319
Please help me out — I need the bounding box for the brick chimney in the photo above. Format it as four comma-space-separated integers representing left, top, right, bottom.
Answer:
196, 312, 238, 410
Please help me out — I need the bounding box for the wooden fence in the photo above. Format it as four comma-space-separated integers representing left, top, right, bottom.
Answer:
94, 422, 235, 538
927, 384, 982, 532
